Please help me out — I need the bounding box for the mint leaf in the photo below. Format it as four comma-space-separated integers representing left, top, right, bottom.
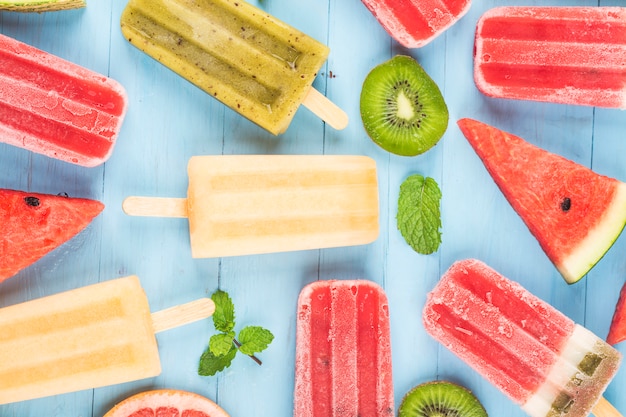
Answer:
397, 174, 442, 254
198, 344, 237, 376
237, 326, 274, 356
211, 290, 235, 333
199, 290, 274, 375
209, 331, 235, 357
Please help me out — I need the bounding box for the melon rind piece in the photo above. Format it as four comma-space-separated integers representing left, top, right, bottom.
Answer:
559, 182, 626, 283
0, 0, 85, 12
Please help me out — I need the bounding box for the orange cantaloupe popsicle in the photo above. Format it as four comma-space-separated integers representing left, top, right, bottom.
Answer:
0, 276, 215, 404
123, 155, 380, 258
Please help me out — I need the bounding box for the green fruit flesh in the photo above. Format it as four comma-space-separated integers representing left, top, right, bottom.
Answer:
399, 381, 487, 417
360, 55, 449, 156
0, 0, 85, 11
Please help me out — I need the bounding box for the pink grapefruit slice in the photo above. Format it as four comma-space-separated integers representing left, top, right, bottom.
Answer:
104, 390, 230, 417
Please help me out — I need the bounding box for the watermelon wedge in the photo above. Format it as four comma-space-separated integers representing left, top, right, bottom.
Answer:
607, 281, 626, 345
457, 118, 626, 284
0, 189, 104, 282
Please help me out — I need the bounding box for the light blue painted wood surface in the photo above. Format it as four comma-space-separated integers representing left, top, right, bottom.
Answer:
1, 0, 625, 416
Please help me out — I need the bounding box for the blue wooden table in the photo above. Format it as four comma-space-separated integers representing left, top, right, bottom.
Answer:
1, 0, 625, 416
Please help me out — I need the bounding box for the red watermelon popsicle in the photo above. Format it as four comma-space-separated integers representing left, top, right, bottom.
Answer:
361, 0, 471, 48
0, 33, 127, 166
423, 259, 622, 417
474, 7, 626, 108
0, 189, 104, 281
294, 280, 394, 416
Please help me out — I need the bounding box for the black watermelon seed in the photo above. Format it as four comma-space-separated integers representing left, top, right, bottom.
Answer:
24, 196, 40, 207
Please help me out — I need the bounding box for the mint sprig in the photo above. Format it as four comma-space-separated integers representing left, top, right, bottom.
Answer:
397, 174, 442, 254
237, 326, 274, 356
211, 290, 235, 332
199, 344, 237, 376
198, 290, 274, 376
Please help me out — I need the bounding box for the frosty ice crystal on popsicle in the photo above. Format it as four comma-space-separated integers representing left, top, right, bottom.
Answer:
423, 259, 622, 417
474, 7, 626, 108
0, 34, 127, 166
294, 280, 394, 416
361, 0, 471, 48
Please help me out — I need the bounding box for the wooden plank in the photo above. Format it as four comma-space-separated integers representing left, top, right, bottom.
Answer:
0, 0, 624, 416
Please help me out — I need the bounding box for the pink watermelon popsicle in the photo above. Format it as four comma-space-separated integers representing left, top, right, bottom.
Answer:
458, 118, 626, 284
423, 259, 622, 417
294, 280, 394, 416
361, 0, 471, 48
474, 7, 626, 108
0, 33, 127, 166
0, 188, 104, 281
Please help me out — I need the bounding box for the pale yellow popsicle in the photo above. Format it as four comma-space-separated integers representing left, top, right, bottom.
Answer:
123, 155, 380, 258
120, 0, 347, 134
0, 276, 215, 404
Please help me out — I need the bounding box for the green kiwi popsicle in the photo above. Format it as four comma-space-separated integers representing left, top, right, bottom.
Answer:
0, 0, 85, 11
121, 0, 347, 134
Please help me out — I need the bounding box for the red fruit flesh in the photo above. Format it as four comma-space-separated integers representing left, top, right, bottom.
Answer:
0, 189, 104, 281
607, 281, 626, 345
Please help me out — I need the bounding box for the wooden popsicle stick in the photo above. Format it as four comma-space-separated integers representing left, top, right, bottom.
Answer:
122, 196, 188, 218
302, 87, 349, 130
151, 298, 215, 334
593, 397, 623, 417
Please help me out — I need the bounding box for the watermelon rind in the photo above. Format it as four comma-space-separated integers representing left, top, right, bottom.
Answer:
559, 182, 626, 284
0, 0, 85, 11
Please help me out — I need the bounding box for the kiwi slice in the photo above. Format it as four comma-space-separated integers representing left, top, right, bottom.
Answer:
399, 381, 488, 417
360, 55, 449, 156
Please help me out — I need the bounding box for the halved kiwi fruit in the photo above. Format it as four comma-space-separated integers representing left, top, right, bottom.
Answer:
399, 381, 488, 417
360, 55, 449, 156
